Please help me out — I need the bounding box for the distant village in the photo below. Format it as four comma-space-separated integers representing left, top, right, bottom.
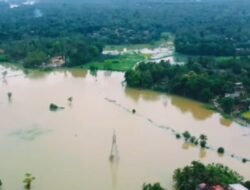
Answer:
212, 81, 250, 125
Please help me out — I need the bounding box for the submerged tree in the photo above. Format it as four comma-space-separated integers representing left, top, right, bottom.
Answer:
200, 134, 207, 141
7, 92, 12, 100
182, 131, 191, 142
23, 173, 35, 189
217, 147, 225, 154
200, 140, 207, 148
49, 103, 64, 111
68, 97, 73, 102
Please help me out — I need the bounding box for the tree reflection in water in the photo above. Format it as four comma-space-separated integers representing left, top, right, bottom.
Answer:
171, 96, 214, 121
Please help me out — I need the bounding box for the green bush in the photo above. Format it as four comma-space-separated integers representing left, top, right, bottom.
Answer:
143, 183, 165, 190
217, 147, 225, 154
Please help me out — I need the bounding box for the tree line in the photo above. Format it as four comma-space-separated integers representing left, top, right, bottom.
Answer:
125, 57, 250, 114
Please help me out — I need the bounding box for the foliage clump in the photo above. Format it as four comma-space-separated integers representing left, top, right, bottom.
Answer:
173, 161, 244, 190
217, 147, 225, 154
23, 173, 35, 189
143, 183, 165, 190
49, 103, 64, 111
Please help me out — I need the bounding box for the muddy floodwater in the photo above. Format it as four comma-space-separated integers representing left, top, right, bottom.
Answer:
0, 65, 250, 190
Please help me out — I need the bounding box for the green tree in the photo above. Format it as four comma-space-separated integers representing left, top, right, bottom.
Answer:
244, 181, 250, 189
173, 161, 244, 190
143, 183, 165, 190
23, 173, 35, 189
182, 131, 191, 142
220, 97, 235, 114
23, 51, 48, 68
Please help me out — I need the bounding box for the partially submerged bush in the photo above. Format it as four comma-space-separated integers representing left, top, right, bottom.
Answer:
182, 131, 191, 141
217, 147, 225, 154
23, 173, 35, 189
200, 140, 207, 148
7, 92, 12, 99
176, 134, 181, 139
242, 158, 248, 163
49, 103, 64, 111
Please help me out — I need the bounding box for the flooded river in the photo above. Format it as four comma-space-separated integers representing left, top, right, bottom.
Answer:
0, 65, 249, 190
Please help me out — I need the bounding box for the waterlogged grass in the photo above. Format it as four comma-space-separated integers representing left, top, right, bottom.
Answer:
82, 54, 145, 72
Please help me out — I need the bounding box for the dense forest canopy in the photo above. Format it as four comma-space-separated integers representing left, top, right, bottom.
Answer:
1, 0, 250, 66
1, 0, 250, 48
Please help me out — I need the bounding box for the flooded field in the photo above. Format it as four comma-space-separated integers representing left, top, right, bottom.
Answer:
0, 65, 249, 190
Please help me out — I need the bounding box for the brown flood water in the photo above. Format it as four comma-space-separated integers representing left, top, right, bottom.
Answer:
0, 66, 249, 190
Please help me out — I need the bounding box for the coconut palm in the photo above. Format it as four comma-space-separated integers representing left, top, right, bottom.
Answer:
23, 173, 35, 189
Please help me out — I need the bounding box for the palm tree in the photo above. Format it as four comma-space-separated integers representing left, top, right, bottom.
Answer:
23, 173, 35, 189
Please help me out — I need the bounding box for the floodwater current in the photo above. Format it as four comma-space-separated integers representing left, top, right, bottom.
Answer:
0, 65, 249, 190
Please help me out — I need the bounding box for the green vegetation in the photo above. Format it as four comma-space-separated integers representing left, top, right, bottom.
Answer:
218, 147, 225, 154
0, 55, 8, 62
2, 37, 103, 68
1, 0, 250, 69
173, 161, 244, 190
143, 183, 165, 190
182, 131, 191, 142
242, 112, 250, 121
49, 103, 64, 111
7, 92, 12, 100
23, 173, 35, 189
23, 51, 48, 68
82, 54, 144, 72
105, 35, 171, 51
180, 131, 208, 148
68, 97, 73, 102
125, 57, 250, 122
245, 181, 250, 189
176, 134, 181, 139
200, 140, 207, 149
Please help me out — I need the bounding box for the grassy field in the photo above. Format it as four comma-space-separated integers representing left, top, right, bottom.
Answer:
82, 54, 145, 72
